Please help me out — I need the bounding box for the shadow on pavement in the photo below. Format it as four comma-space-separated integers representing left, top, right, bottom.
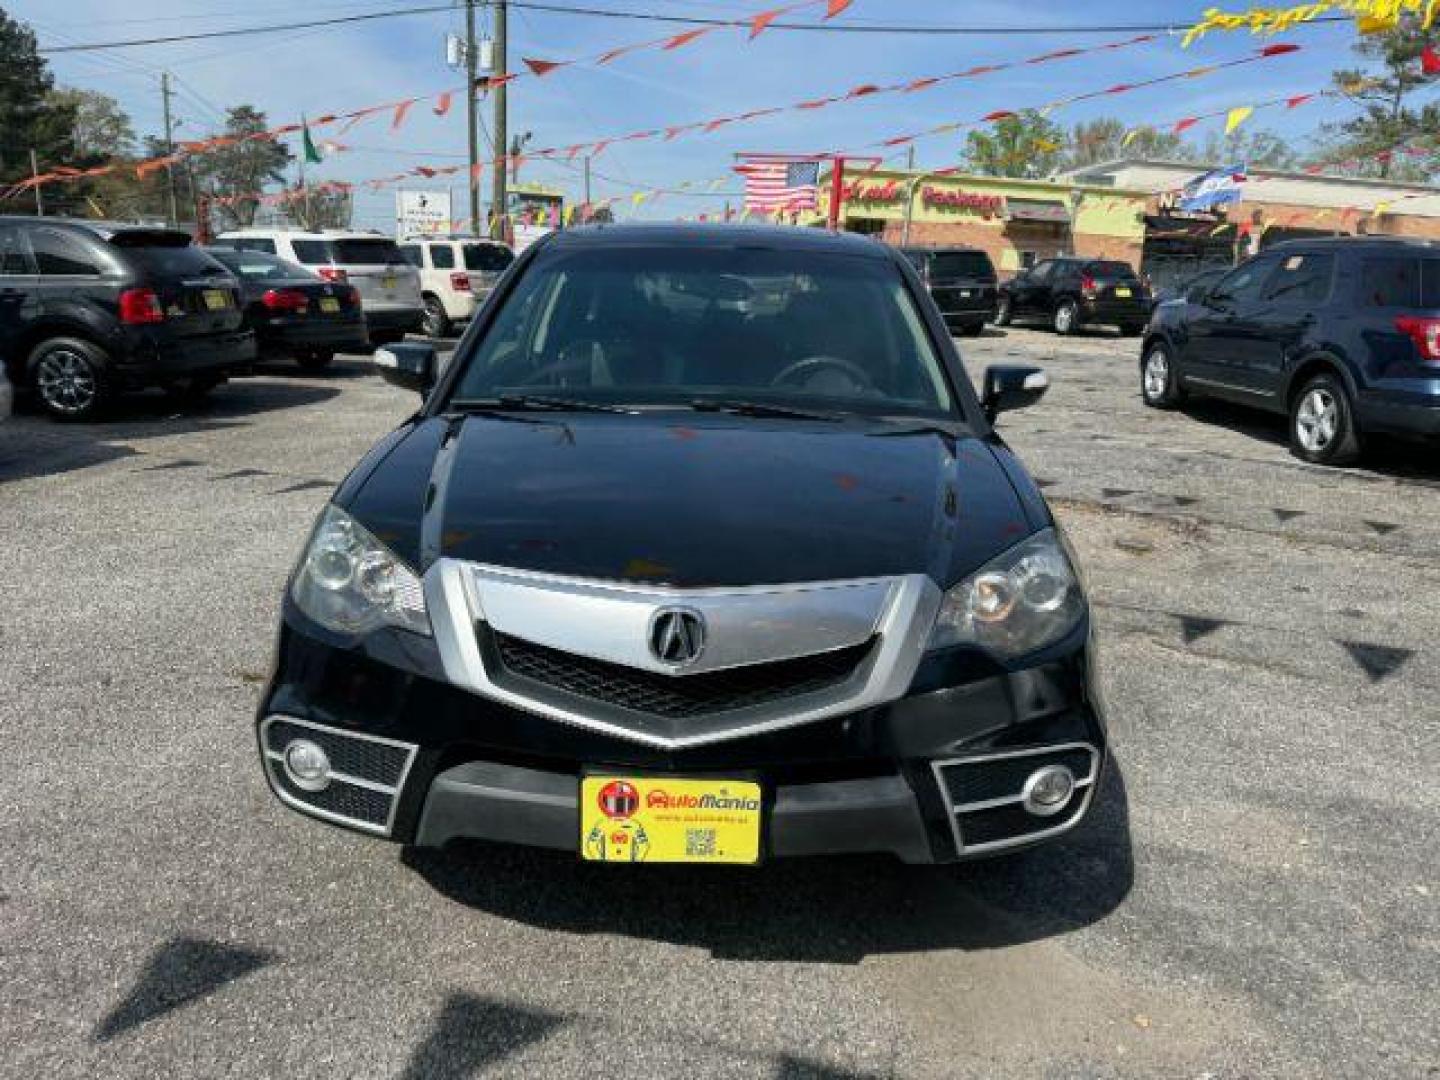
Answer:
0, 379, 343, 485
93, 936, 273, 1042
403, 760, 1132, 964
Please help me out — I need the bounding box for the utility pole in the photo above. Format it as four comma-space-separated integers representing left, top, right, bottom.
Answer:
464, 0, 480, 235
160, 72, 179, 225
906, 145, 916, 172
490, 0, 508, 240
583, 155, 591, 209
28, 149, 44, 217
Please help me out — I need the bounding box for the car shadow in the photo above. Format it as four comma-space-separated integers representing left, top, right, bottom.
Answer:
0, 379, 344, 485
402, 759, 1132, 964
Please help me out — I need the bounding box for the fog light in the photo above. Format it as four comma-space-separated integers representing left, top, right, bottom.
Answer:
283, 739, 331, 792
1021, 764, 1075, 817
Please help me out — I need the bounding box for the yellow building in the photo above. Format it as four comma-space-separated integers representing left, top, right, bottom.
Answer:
807, 168, 1150, 273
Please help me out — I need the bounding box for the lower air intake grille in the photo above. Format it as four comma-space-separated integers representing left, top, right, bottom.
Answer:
264, 718, 411, 788
490, 632, 873, 719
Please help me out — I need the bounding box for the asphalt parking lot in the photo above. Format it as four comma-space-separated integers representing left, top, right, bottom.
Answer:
1, 329, 1436, 1079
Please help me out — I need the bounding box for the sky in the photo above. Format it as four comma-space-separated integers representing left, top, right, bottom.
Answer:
11, 0, 1378, 230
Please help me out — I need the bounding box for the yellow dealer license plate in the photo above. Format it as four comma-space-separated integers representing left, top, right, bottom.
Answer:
202, 289, 230, 310
319, 297, 340, 313
382, 275, 397, 290
581, 775, 762, 864
1114, 287, 1132, 298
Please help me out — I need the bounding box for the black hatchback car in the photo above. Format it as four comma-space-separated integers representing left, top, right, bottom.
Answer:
0, 216, 254, 419
997, 257, 1151, 336
205, 248, 368, 371
1141, 237, 1440, 465
900, 246, 998, 336
257, 224, 1105, 866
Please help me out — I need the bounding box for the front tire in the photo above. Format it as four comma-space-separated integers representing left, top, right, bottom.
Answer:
994, 296, 1013, 327
31, 337, 110, 421
1290, 374, 1361, 466
1053, 299, 1079, 335
1141, 341, 1182, 409
422, 296, 451, 338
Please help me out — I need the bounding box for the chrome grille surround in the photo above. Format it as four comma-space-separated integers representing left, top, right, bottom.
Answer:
425, 558, 944, 749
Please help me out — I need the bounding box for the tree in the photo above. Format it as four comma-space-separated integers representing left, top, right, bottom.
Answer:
1064, 118, 1190, 170
1198, 128, 1302, 170
47, 87, 135, 161
191, 105, 293, 229
961, 110, 1064, 178
283, 186, 352, 230
0, 9, 76, 184
1320, 17, 1440, 178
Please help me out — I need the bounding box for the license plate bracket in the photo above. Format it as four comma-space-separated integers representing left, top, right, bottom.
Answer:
580, 774, 763, 864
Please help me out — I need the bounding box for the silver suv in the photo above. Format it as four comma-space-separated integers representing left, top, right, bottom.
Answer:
398, 235, 514, 338
214, 229, 423, 347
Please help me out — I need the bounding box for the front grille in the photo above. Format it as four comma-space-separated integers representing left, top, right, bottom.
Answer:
264, 718, 410, 787
491, 632, 873, 719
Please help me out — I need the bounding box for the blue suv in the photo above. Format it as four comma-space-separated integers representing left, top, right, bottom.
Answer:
1140, 238, 1440, 465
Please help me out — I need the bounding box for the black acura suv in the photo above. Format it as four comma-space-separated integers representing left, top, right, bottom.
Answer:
257, 225, 1105, 865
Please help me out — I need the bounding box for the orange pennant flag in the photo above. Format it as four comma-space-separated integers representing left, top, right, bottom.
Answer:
982, 110, 1016, 122
750, 7, 784, 38
825, 0, 853, 17
524, 57, 564, 76
433, 92, 453, 116
663, 28, 713, 49
470, 162, 484, 180
392, 100, 415, 130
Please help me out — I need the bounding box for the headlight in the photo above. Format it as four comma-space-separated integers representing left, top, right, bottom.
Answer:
928, 528, 1084, 659
291, 504, 430, 636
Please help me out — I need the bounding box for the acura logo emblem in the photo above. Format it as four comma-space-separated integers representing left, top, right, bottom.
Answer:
649, 607, 706, 666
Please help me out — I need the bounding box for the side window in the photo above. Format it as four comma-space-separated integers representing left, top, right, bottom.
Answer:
398, 245, 421, 267
1360, 257, 1421, 308
289, 240, 330, 265
1029, 260, 1055, 283
1212, 257, 1278, 303
430, 245, 455, 269
1263, 253, 1334, 304
31, 228, 101, 276
0, 227, 33, 275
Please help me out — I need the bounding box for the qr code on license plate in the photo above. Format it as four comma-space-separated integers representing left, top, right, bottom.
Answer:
685, 828, 718, 858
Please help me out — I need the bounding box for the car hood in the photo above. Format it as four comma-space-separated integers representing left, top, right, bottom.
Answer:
341, 412, 1038, 588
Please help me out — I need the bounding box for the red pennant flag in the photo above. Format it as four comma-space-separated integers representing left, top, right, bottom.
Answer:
470, 163, 484, 180
904, 77, 939, 93
597, 43, 642, 64
796, 97, 835, 110
1030, 49, 1081, 63
1173, 118, 1199, 133
433, 92, 452, 117
1376, 150, 1394, 164
1259, 42, 1300, 56
663, 28, 712, 50
1104, 84, 1134, 94
391, 100, 415, 129
663, 127, 687, 141
882, 135, 915, 147
982, 110, 1016, 122
524, 57, 563, 76
846, 84, 879, 98
1286, 94, 1315, 108
704, 118, 733, 133
413, 166, 437, 178
1423, 44, 1440, 74
750, 7, 783, 38
825, 0, 853, 17
591, 139, 613, 158
961, 65, 1001, 77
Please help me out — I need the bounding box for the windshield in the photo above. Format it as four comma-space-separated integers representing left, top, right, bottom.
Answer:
445, 245, 956, 416
928, 252, 995, 281
291, 238, 407, 265
463, 243, 514, 272
206, 249, 316, 281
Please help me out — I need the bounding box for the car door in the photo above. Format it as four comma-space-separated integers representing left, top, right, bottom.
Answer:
0, 225, 38, 371
1010, 259, 1055, 315
1243, 251, 1335, 402
1182, 255, 1279, 395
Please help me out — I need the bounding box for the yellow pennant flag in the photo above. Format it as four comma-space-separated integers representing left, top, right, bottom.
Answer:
1225, 106, 1254, 135
631, 191, 647, 207
1034, 138, 1060, 153
1121, 129, 1140, 149
563, 204, 577, 226
1374, 201, 1391, 215
708, 178, 725, 192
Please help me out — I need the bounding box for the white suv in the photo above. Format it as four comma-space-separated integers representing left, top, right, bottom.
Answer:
398, 236, 514, 338
213, 229, 424, 346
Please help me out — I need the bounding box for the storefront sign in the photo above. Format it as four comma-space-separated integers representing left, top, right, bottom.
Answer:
841, 179, 904, 204
921, 186, 1005, 219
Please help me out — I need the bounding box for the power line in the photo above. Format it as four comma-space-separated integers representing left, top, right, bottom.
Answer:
38, 2, 1351, 54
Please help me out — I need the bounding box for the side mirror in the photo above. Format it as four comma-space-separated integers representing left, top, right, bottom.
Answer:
374, 342, 437, 396
982, 364, 1049, 423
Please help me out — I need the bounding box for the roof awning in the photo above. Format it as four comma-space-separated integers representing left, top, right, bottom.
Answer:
1006, 198, 1070, 224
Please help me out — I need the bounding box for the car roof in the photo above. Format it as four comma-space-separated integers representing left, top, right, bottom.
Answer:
542, 222, 891, 258
1265, 235, 1440, 253
0, 215, 191, 244
901, 245, 989, 255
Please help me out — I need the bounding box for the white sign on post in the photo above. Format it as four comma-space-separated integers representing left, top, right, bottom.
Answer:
395, 190, 453, 236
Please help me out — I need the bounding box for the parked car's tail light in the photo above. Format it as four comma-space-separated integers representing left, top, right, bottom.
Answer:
449, 271, 471, 292
344, 286, 361, 307
1079, 275, 1098, 299
928, 528, 1085, 659
1394, 315, 1440, 362
118, 287, 165, 325
261, 288, 309, 312
291, 505, 430, 636
316, 266, 348, 284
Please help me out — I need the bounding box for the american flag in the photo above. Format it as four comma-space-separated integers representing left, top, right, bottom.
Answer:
733, 157, 821, 212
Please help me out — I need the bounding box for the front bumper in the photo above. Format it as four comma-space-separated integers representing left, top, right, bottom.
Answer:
257, 609, 1107, 863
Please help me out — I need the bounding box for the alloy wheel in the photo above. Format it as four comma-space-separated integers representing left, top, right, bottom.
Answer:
35, 349, 98, 416
1143, 348, 1169, 400
1295, 387, 1338, 453
422, 299, 447, 337
1055, 303, 1075, 334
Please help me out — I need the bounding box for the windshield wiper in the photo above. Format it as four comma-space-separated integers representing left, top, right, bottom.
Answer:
688, 399, 847, 422
451, 395, 638, 415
